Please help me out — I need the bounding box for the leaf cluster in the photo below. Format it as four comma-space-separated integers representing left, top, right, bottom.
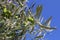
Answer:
0, 0, 56, 40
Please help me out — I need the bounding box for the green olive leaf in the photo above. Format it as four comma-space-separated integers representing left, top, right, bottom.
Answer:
34, 5, 43, 19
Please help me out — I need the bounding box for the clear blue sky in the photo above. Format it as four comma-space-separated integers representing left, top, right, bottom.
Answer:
26, 0, 60, 40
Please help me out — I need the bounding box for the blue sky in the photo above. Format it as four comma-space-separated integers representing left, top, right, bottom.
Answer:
26, 0, 60, 40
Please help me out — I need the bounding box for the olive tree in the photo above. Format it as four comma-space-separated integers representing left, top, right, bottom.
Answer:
0, 0, 56, 40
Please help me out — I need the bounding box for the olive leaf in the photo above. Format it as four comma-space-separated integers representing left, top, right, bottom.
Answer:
34, 5, 43, 19
39, 24, 56, 30
35, 35, 43, 38
43, 16, 52, 25
29, 2, 36, 9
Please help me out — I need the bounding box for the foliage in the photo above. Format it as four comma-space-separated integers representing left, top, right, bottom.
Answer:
0, 0, 56, 40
